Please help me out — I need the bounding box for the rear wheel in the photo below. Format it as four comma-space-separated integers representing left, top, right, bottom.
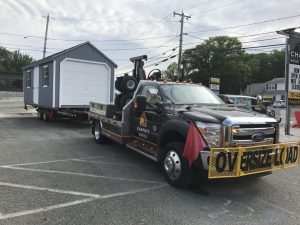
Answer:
163, 142, 192, 188
94, 121, 109, 144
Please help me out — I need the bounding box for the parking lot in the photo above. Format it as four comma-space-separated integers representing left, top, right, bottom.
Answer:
0, 96, 299, 225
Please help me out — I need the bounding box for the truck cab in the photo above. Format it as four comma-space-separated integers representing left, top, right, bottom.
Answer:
90, 81, 298, 188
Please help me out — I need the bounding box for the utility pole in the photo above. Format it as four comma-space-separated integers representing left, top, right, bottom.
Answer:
43, 13, 50, 58
173, 11, 191, 80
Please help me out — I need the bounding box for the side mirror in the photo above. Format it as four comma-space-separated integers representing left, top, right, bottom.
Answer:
135, 95, 146, 112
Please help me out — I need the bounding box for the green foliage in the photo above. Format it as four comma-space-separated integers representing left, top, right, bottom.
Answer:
0, 47, 34, 73
165, 36, 286, 94
163, 62, 177, 78
182, 36, 250, 94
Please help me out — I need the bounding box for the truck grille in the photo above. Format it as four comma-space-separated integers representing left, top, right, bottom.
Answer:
222, 118, 278, 147
231, 124, 275, 146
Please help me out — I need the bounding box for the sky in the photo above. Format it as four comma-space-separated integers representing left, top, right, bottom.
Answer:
0, 0, 300, 75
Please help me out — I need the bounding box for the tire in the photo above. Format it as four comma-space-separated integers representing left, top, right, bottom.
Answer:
162, 142, 192, 188
37, 110, 43, 120
120, 76, 137, 93
42, 110, 49, 121
93, 121, 109, 144
115, 77, 122, 92
120, 93, 133, 108
114, 94, 122, 110
115, 93, 133, 110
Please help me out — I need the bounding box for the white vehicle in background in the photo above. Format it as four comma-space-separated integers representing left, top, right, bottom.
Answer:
273, 100, 286, 108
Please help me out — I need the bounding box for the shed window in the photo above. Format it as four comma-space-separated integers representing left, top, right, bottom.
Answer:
26, 70, 31, 88
42, 65, 49, 87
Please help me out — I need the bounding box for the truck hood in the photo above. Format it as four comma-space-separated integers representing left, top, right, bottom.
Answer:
179, 105, 277, 124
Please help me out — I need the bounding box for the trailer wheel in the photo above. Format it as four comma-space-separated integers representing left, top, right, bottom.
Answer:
37, 110, 43, 120
121, 76, 137, 93
42, 110, 49, 121
94, 121, 109, 144
163, 142, 192, 188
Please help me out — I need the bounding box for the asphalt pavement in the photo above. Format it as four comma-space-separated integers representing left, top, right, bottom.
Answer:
0, 94, 299, 225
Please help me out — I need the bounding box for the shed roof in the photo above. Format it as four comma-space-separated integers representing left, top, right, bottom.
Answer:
22, 41, 117, 70
266, 77, 285, 84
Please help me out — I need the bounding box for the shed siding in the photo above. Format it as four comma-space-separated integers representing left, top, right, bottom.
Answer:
38, 61, 53, 108
23, 68, 34, 105
54, 44, 115, 108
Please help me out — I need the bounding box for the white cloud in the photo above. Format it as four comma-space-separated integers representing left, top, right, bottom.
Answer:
0, 0, 299, 74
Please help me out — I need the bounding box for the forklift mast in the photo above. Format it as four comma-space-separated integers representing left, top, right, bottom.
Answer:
130, 55, 147, 82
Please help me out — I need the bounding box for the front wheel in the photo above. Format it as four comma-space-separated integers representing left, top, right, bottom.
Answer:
93, 121, 109, 144
163, 142, 192, 188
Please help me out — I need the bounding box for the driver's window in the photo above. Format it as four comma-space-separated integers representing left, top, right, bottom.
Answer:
141, 85, 160, 104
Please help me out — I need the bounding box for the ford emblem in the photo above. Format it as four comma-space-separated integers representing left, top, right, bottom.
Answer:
252, 132, 265, 142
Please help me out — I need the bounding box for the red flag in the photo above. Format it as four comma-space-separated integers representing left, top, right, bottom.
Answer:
183, 122, 207, 167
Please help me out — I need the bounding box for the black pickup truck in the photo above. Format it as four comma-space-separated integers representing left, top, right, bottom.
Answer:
90, 80, 300, 188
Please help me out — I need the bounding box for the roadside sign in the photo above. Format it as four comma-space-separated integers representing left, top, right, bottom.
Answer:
210, 84, 220, 91
288, 36, 300, 105
209, 77, 220, 94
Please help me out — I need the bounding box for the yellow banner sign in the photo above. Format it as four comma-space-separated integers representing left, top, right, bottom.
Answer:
208, 142, 300, 179
288, 92, 300, 100
210, 77, 220, 84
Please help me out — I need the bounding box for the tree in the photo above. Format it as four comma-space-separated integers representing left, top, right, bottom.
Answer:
244, 50, 285, 83
163, 62, 177, 79
0, 47, 34, 73
182, 36, 250, 94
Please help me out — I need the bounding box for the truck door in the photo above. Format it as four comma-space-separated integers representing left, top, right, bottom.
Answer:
131, 84, 162, 154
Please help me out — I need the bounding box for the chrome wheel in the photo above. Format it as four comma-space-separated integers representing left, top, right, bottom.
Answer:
95, 123, 101, 140
164, 150, 182, 180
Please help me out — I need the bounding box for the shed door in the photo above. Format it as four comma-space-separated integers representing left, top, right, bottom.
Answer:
33, 66, 39, 104
59, 59, 111, 107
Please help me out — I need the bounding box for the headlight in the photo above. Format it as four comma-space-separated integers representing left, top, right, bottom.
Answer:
195, 121, 221, 147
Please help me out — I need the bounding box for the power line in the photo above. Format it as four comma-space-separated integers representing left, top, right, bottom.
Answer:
187, 14, 300, 34
191, 0, 248, 15
0, 31, 178, 43
180, 0, 223, 12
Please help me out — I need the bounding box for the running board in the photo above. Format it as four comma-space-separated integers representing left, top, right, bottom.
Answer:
126, 144, 158, 162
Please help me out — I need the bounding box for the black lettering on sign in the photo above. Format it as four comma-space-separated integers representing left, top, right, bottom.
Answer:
286, 146, 299, 164
215, 152, 238, 173
259, 150, 267, 168
228, 152, 238, 172
293, 146, 299, 163
216, 152, 226, 172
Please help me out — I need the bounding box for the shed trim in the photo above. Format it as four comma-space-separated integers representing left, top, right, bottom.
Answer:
53, 60, 56, 108
22, 42, 117, 70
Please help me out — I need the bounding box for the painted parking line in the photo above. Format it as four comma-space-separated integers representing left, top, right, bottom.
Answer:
0, 183, 168, 220
71, 159, 155, 168
0, 154, 125, 167
0, 166, 163, 184
0, 182, 101, 198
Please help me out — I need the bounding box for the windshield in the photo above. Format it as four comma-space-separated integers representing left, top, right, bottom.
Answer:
160, 84, 224, 105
